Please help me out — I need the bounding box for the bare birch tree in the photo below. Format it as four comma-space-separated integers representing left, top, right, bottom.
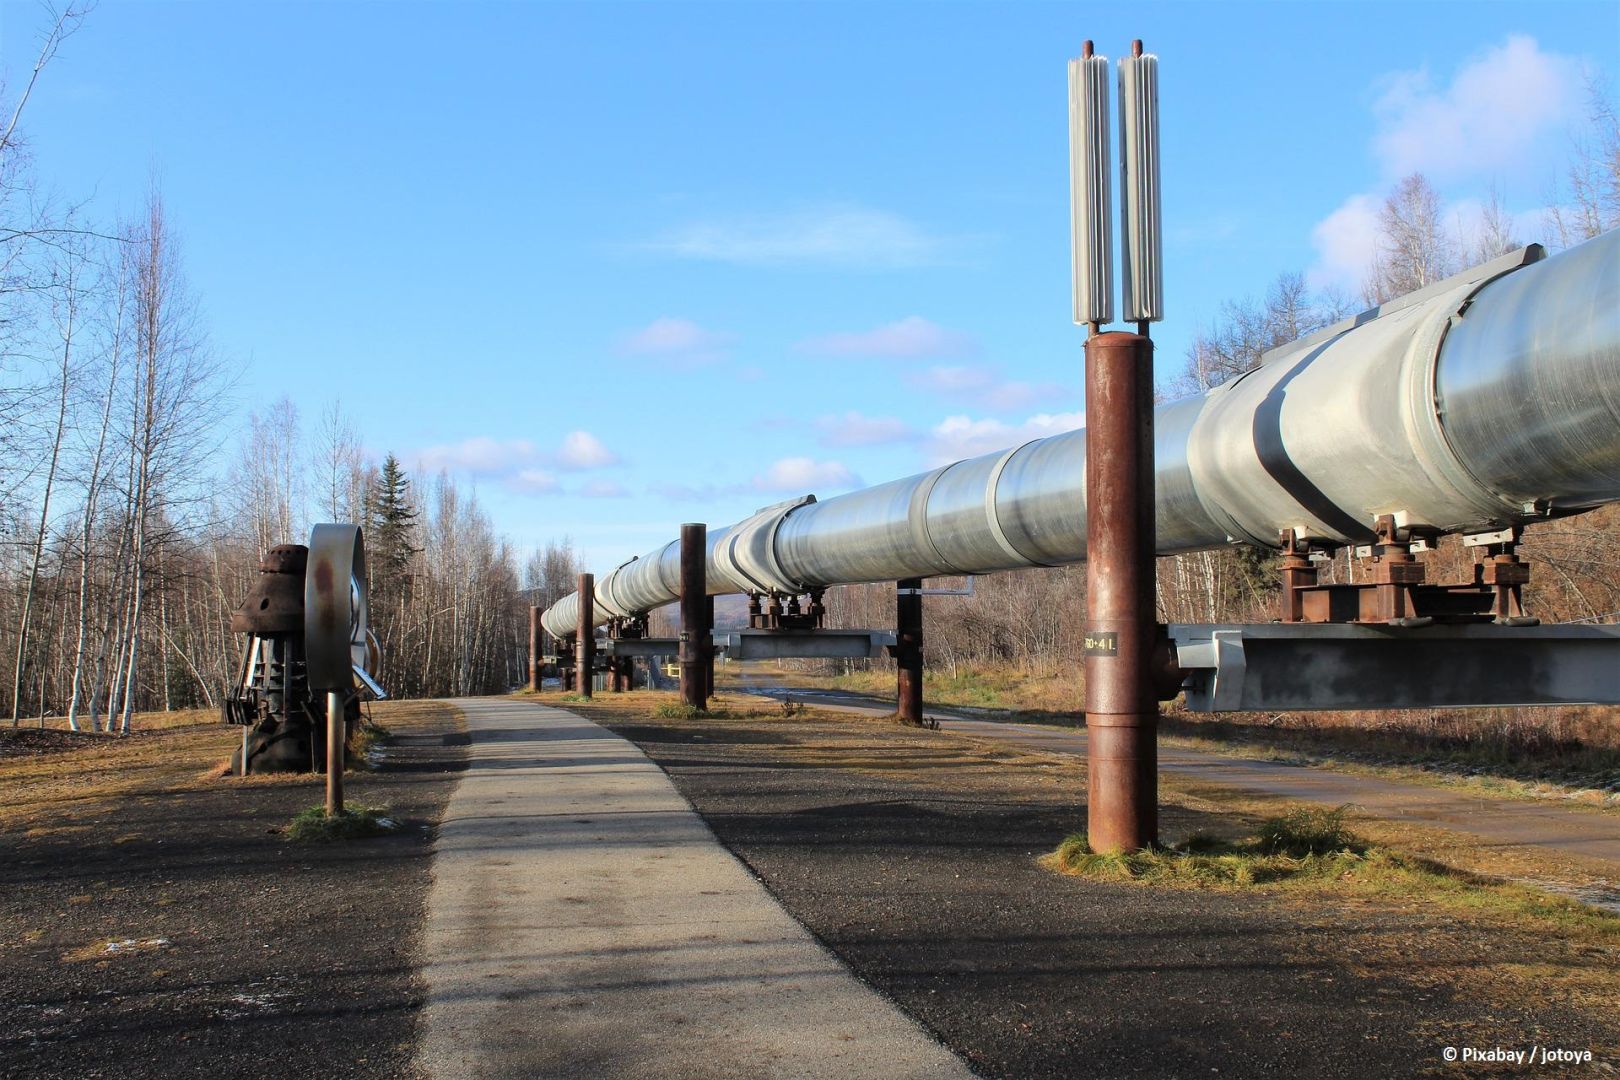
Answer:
1367, 173, 1454, 303
9, 221, 87, 725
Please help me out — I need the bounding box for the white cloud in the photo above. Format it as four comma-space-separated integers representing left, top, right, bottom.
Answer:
1372, 36, 1582, 183
579, 479, 629, 499
1307, 36, 1584, 295
797, 316, 977, 359
814, 411, 917, 448
406, 430, 621, 495
907, 365, 1066, 412
618, 317, 735, 359
926, 410, 1084, 465
648, 480, 724, 502
557, 430, 620, 470
910, 364, 993, 393
1307, 193, 1381, 292
752, 456, 860, 493
412, 436, 536, 476
509, 468, 560, 494
643, 205, 960, 268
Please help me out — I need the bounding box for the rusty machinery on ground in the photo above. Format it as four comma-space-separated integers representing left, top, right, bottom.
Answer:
223, 524, 386, 775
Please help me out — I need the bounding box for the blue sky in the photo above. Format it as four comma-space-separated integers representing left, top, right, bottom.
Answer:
3, 1, 1615, 569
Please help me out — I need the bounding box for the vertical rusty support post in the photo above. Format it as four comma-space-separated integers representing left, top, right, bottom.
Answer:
703, 595, 716, 701
1083, 331, 1158, 853
1278, 531, 1316, 623
680, 524, 708, 710
529, 605, 544, 691
325, 690, 344, 816
895, 578, 924, 725
576, 573, 595, 700
607, 618, 624, 693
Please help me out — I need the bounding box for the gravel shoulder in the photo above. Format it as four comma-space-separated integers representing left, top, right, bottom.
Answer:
567, 693, 1619, 1079
0, 700, 467, 1080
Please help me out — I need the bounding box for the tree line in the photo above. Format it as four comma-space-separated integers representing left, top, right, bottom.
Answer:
3, 13, 1614, 720
0, 9, 579, 726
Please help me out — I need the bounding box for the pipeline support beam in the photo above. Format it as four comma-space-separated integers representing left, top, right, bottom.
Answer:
576, 573, 595, 701
896, 579, 924, 725
529, 605, 543, 692
680, 524, 708, 710
1084, 331, 1158, 854
1169, 622, 1620, 712
704, 595, 716, 701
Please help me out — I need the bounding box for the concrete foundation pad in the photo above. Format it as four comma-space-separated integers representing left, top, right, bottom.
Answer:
416, 697, 974, 1080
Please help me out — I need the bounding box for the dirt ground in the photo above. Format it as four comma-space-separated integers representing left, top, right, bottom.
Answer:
0, 700, 467, 1080
6, 690, 1616, 1078
561, 691, 1620, 1079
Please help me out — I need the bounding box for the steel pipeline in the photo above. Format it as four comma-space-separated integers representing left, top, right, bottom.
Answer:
542, 231, 1620, 639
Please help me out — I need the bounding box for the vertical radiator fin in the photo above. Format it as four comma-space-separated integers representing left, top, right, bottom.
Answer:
1069, 51, 1113, 326
1118, 50, 1162, 323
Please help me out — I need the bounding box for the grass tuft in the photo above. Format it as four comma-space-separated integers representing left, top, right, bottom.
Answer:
348, 720, 389, 767
653, 701, 732, 720
1042, 806, 1620, 938
1255, 804, 1366, 856
286, 802, 397, 842
1048, 806, 1387, 888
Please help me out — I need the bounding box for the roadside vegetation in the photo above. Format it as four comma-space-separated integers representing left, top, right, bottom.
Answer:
534, 688, 833, 727
746, 660, 1620, 806
1044, 805, 1620, 942
0, 699, 459, 834
286, 802, 397, 841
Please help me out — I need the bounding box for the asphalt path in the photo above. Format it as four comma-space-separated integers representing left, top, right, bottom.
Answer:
413, 697, 974, 1080
743, 684, 1620, 873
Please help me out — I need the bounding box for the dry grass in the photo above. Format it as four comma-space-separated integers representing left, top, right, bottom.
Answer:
529, 688, 839, 725
0, 698, 462, 835
7, 705, 215, 733
285, 802, 397, 841
744, 659, 1620, 798
1044, 816, 1620, 944
753, 663, 1083, 720
1160, 776, 1620, 913
59, 935, 172, 964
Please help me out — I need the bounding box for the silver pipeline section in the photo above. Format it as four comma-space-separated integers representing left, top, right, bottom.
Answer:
542, 231, 1620, 638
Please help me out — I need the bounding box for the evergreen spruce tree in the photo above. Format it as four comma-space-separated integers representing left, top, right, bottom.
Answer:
367, 453, 420, 583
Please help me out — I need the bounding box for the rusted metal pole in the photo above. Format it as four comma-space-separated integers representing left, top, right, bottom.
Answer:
680, 524, 708, 710
325, 690, 344, 816
529, 605, 544, 692
1083, 330, 1158, 853
607, 618, 623, 692
896, 578, 924, 725
576, 573, 595, 700
703, 594, 716, 701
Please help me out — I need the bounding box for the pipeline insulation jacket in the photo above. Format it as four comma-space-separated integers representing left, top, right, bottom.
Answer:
542, 231, 1620, 639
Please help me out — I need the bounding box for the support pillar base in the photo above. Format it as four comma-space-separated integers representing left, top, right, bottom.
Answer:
1084, 715, 1157, 853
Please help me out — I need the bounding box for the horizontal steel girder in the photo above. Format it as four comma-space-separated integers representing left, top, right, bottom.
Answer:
599, 629, 897, 661
1168, 622, 1620, 712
